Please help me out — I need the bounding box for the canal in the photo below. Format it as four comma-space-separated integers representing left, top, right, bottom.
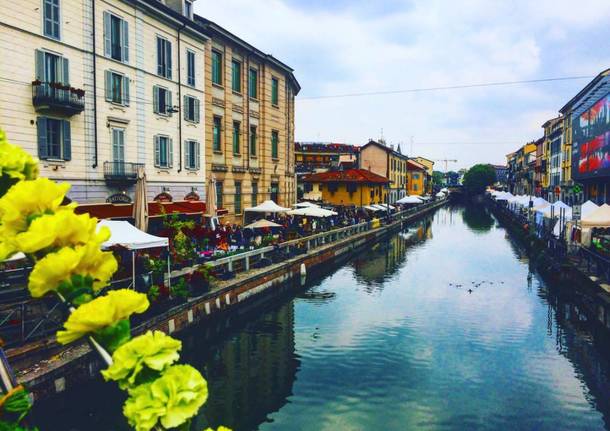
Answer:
31, 205, 610, 430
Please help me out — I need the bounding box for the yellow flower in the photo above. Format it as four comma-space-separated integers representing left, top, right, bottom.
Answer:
0, 129, 38, 182
10, 211, 106, 256
102, 331, 182, 389
204, 427, 232, 431
0, 178, 71, 238
28, 241, 117, 297
56, 289, 149, 345
123, 365, 208, 431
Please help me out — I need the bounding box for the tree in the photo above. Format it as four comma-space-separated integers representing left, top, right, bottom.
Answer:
463, 164, 496, 195
432, 170, 445, 186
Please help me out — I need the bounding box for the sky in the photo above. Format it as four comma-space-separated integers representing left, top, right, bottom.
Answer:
194, 0, 610, 170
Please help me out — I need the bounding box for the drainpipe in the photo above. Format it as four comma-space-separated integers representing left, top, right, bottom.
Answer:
177, 23, 186, 173
91, 0, 98, 168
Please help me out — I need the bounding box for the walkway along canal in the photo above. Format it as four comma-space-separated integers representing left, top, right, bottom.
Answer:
11, 199, 446, 400
30, 205, 610, 430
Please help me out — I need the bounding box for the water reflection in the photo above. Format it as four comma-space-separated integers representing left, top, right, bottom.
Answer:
462, 204, 495, 233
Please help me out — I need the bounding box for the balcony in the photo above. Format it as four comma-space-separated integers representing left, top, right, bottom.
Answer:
103, 162, 144, 184
32, 81, 85, 116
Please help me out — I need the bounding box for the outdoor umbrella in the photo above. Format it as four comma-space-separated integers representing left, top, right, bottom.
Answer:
133, 166, 148, 232
245, 200, 291, 213
206, 175, 217, 216
294, 201, 321, 208
397, 196, 423, 204
287, 207, 338, 217
244, 219, 283, 229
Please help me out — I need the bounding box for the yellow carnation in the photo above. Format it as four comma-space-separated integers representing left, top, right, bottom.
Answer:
0, 129, 38, 182
28, 241, 117, 297
0, 178, 72, 239
14, 211, 107, 255
56, 289, 149, 345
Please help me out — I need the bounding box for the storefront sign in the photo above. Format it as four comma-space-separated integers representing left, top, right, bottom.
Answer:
572, 204, 581, 221
154, 192, 173, 202
106, 193, 132, 204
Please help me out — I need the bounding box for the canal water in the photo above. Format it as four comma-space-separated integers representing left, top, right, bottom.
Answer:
31, 205, 610, 430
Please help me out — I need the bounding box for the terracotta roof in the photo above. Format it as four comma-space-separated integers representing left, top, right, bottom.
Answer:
303, 169, 389, 184
406, 160, 426, 171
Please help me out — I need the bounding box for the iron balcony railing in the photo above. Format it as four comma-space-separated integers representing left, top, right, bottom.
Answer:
31, 81, 85, 115
103, 161, 145, 183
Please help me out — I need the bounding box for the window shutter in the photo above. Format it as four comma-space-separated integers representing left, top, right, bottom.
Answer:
168, 138, 173, 168
194, 98, 200, 123
154, 136, 160, 167
103, 12, 111, 57
62, 120, 71, 161
166, 42, 172, 79
122, 76, 129, 106
121, 19, 129, 63
183, 95, 188, 121
61, 57, 69, 85
166, 90, 172, 116
156, 38, 162, 76
35, 49, 45, 81
153, 86, 159, 114
184, 140, 190, 169
195, 141, 200, 169
105, 70, 112, 101
37, 117, 48, 159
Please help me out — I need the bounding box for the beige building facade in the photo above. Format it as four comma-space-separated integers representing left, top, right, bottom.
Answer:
195, 16, 300, 222
0, 0, 209, 205
359, 140, 407, 203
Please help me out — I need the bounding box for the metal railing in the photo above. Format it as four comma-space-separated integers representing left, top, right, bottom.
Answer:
32, 81, 85, 115
103, 161, 145, 182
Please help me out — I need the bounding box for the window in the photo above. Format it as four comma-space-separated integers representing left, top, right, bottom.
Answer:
248, 68, 258, 98
37, 117, 70, 160
43, 0, 60, 39
249, 125, 257, 156
233, 121, 240, 154
103, 12, 128, 62
212, 50, 222, 85
183, 95, 200, 122
157, 36, 172, 79
234, 181, 242, 214
154, 135, 173, 168
186, 50, 195, 86
213, 116, 222, 152
413, 173, 420, 180
271, 130, 279, 159
251, 182, 258, 206
215, 181, 223, 208
35, 50, 68, 85
271, 77, 279, 105
231, 59, 241, 93
270, 182, 279, 203
183, 0, 193, 19
105, 71, 129, 105
111, 128, 125, 163
413, 184, 418, 191
153, 85, 171, 115
184, 140, 200, 170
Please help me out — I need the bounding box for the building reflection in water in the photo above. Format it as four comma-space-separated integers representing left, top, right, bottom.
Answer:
461, 204, 495, 233
351, 218, 432, 288
180, 301, 299, 431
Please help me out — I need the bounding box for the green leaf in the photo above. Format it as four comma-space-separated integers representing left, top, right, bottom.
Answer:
94, 319, 131, 353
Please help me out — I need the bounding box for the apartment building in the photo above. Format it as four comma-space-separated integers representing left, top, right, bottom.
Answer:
542, 116, 564, 202
360, 139, 407, 203
194, 16, 300, 222
0, 0, 208, 211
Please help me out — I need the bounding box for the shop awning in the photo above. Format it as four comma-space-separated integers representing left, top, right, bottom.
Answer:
97, 220, 169, 250
581, 204, 610, 228
75, 200, 207, 219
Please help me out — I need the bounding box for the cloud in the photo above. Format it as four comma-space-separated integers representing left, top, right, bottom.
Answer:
195, 0, 610, 168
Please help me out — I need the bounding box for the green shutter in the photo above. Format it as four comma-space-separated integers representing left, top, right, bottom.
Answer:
154, 136, 160, 167
168, 138, 173, 168
61, 57, 69, 85
105, 70, 112, 101
121, 19, 129, 62
62, 120, 71, 161
103, 12, 111, 57
166, 90, 172, 116
195, 141, 200, 170
122, 75, 129, 105
183, 95, 188, 121
37, 117, 48, 159
35, 49, 45, 81
153, 86, 159, 113
184, 140, 190, 169
166, 41, 172, 79
194, 98, 200, 123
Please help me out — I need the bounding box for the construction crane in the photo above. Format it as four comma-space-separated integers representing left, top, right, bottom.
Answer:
433, 159, 458, 172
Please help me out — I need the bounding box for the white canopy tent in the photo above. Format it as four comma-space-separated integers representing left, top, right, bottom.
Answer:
435, 192, 445, 198
287, 207, 338, 217
364, 205, 382, 212
541, 201, 571, 218
581, 200, 599, 218
374, 204, 396, 211
396, 195, 423, 204
293, 202, 320, 209
97, 220, 171, 288
245, 200, 291, 213
244, 219, 282, 229
581, 204, 610, 228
